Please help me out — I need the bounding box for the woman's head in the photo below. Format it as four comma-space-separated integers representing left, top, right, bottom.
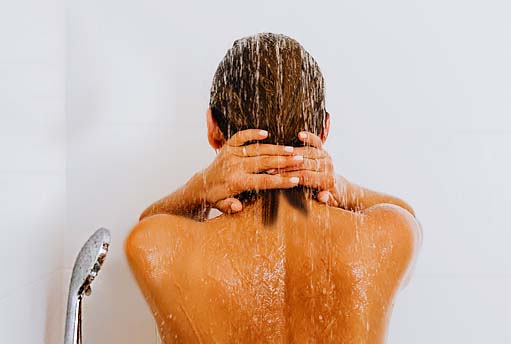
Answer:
207, 33, 330, 225
208, 33, 329, 148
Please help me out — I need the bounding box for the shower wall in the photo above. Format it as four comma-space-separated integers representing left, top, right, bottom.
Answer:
1, 0, 508, 343
0, 0, 66, 343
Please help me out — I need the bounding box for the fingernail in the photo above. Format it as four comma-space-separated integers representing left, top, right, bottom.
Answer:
293, 155, 304, 161
299, 132, 307, 139
259, 130, 268, 137
284, 146, 294, 153
231, 203, 242, 211
290, 177, 300, 183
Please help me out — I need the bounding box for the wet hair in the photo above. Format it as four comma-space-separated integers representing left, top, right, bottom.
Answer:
209, 33, 328, 225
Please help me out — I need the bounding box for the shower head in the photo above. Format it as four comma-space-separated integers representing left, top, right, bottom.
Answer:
64, 228, 111, 344
68, 227, 110, 298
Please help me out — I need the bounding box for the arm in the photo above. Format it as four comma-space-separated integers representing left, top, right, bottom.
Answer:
278, 132, 416, 217
140, 168, 415, 221
140, 129, 304, 221
139, 171, 211, 221
141, 129, 416, 220
336, 175, 416, 216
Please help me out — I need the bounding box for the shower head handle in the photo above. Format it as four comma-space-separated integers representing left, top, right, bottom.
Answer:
64, 227, 111, 344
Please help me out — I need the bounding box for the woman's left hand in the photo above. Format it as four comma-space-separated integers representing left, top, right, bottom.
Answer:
269, 131, 342, 207
218, 131, 344, 214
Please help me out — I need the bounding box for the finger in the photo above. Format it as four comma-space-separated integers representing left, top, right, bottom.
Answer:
214, 199, 232, 213
227, 129, 268, 147
264, 157, 329, 173
292, 146, 328, 159
244, 155, 305, 173
317, 191, 330, 204
233, 143, 295, 157
298, 131, 323, 148
215, 198, 243, 214
279, 170, 336, 190
290, 157, 329, 172
317, 191, 339, 207
242, 174, 300, 191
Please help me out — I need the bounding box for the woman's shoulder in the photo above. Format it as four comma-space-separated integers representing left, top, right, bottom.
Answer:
362, 203, 420, 239
136, 213, 198, 229
361, 203, 422, 264
125, 214, 200, 261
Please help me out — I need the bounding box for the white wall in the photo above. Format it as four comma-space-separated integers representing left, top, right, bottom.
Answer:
1, 0, 509, 343
0, 0, 66, 343
66, 1, 511, 343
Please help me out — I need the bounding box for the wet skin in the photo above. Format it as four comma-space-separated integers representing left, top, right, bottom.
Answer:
126, 193, 419, 343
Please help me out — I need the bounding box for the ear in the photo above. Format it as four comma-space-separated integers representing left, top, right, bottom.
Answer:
320, 112, 330, 143
206, 108, 226, 149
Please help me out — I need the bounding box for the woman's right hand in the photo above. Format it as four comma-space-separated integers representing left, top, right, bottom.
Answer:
201, 129, 306, 213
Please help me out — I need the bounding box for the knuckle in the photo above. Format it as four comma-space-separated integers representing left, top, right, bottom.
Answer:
245, 146, 255, 156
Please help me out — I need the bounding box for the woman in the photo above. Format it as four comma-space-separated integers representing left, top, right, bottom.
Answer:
126, 33, 420, 343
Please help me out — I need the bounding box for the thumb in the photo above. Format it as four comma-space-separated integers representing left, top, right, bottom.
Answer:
214, 198, 243, 214
317, 191, 339, 207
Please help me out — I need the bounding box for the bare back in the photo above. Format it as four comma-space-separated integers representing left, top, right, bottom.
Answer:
126, 194, 418, 343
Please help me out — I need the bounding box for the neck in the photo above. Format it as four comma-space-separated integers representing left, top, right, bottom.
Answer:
236, 189, 317, 224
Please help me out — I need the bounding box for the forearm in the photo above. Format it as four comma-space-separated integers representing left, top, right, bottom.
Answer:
337, 175, 416, 216
139, 172, 211, 221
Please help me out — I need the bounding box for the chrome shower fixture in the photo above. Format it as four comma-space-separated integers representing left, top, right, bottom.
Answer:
64, 228, 111, 344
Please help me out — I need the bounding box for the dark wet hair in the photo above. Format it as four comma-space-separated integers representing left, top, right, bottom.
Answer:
209, 33, 328, 225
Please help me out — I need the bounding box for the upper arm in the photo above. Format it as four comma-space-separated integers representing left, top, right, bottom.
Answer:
347, 179, 416, 217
